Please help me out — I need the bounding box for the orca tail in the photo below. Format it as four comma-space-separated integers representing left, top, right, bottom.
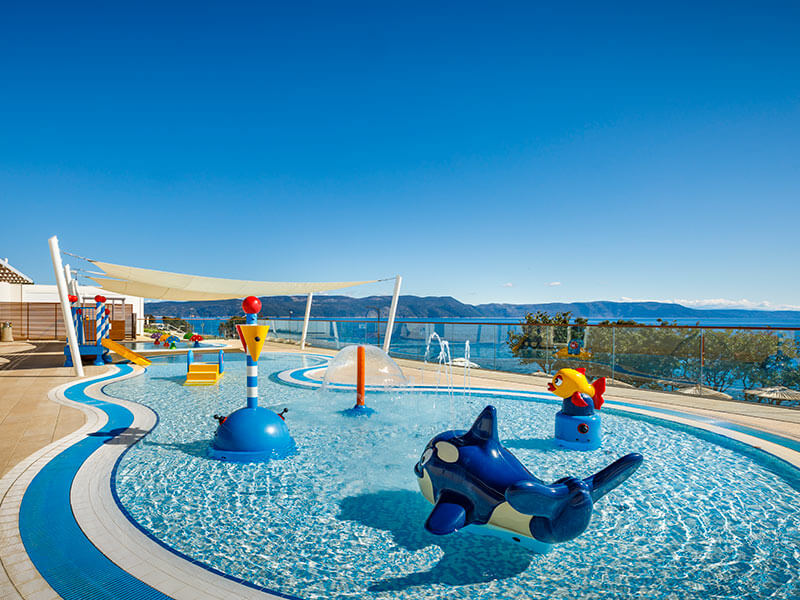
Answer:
583, 453, 643, 502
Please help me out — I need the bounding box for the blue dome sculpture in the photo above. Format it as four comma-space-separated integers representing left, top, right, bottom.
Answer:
209, 407, 295, 461
209, 296, 296, 463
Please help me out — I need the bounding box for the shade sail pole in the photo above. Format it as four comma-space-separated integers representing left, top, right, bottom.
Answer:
49, 236, 84, 377
382, 275, 402, 353
300, 292, 313, 350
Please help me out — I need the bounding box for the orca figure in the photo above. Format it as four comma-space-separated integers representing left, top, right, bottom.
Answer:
414, 405, 643, 545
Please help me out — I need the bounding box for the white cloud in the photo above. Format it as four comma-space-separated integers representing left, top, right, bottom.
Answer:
673, 298, 800, 311
501, 282, 513, 287
546, 281, 561, 287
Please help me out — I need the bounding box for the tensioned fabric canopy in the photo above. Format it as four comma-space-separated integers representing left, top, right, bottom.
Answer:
87, 260, 379, 301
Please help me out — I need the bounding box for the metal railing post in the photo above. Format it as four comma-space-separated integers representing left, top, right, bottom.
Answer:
611, 326, 616, 381
700, 328, 704, 387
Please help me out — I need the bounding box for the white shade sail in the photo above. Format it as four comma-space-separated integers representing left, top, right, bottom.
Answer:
88, 261, 379, 301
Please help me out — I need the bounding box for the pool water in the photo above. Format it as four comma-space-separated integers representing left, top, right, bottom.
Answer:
104, 353, 800, 600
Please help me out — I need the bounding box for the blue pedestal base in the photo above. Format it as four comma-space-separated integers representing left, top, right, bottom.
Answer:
555, 412, 601, 451
64, 344, 111, 367
209, 406, 295, 463
463, 523, 552, 554
340, 404, 376, 417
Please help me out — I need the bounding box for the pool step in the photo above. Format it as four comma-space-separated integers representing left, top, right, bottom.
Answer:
184, 363, 223, 386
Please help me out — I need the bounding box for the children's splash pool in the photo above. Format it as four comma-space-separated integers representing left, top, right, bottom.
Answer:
103, 353, 800, 600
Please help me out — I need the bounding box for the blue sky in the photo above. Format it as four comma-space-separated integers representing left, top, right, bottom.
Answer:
2, 1, 798, 308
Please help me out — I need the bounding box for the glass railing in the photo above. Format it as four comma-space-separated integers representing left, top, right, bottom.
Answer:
252, 318, 800, 407
144, 315, 800, 406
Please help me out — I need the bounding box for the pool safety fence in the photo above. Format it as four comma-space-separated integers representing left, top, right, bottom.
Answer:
257, 318, 800, 406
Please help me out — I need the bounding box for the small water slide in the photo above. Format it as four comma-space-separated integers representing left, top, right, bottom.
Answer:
101, 338, 152, 367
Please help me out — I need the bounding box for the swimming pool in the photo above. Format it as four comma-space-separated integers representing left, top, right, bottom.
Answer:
103, 353, 800, 600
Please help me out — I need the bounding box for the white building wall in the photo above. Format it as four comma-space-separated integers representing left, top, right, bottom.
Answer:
0, 282, 145, 336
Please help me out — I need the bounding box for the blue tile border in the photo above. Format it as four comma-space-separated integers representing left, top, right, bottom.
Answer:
18, 365, 301, 600
18, 365, 171, 600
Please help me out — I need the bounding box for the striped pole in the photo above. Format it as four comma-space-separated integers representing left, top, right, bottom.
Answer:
101, 305, 111, 340
95, 300, 103, 343
93, 297, 105, 365
246, 312, 258, 409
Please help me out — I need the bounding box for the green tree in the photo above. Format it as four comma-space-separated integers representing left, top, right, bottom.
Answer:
218, 316, 245, 338
162, 316, 192, 334
508, 311, 588, 372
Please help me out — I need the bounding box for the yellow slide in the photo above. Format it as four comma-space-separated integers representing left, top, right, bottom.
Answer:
101, 338, 152, 367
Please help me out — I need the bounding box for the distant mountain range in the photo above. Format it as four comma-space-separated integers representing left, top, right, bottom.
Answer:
144, 296, 800, 326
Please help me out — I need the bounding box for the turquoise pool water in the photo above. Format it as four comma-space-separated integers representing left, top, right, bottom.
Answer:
104, 353, 800, 600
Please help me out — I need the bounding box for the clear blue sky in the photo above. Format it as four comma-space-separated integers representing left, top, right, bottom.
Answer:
2, 1, 798, 308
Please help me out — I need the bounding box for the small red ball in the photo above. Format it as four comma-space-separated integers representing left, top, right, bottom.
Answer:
94, 295, 106, 303
242, 296, 261, 314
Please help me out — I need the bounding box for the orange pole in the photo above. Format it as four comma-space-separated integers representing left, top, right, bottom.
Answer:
356, 345, 366, 406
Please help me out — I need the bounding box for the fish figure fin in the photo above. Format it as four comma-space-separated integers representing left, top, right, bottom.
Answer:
467, 405, 499, 441
504, 479, 571, 520
576, 367, 586, 375
424, 494, 468, 535
591, 377, 606, 408
570, 392, 589, 407
582, 453, 643, 502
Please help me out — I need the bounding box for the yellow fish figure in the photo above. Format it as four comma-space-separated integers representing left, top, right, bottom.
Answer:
547, 368, 605, 410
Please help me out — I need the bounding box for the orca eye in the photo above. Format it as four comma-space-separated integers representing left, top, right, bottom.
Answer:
554, 376, 563, 387
420, 448, 434, 465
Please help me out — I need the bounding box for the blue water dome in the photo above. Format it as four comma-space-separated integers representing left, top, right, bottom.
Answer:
209, 406, 295, 462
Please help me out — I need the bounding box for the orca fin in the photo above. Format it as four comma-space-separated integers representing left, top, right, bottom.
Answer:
505, 479, 571, 520
424, 496, 468, 535
467, 405, 498, 441
583, 453, 643, 502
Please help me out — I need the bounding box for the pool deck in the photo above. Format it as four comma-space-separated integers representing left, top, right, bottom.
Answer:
1, 339, 799, 599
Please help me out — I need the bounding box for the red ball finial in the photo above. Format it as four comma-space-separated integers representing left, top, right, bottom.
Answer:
94, 295, 106, 303
242, 296, 261, 315
68, 294, 78, 303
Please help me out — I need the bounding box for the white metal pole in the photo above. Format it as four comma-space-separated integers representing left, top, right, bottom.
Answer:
300, 292, 313, 350
64, 264, 80, 297
49, 236, 84, 377
382, 275, 402, 353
